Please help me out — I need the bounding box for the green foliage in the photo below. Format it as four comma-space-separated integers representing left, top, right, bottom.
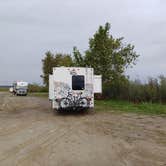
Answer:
73, 22, 139, 82
128, 79, 145, 102
41, 52, 73, 87
144, 78, 160, 102
103, 75, 129, 99
28, 84, 48, 93
130, 78, 160, 103
159, 76, 166, 101
73, 47, 85, 67
54, 53, 73, 67
41, 51, 55, 87
102, 76, 166, 103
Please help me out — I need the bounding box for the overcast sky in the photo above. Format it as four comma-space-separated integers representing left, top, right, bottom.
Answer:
0, 0, 166, 85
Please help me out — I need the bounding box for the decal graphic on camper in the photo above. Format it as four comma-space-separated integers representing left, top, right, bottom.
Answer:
54, 82, 71, 98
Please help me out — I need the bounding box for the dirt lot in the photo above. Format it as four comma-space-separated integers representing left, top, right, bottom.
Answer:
0, 92, 166, 166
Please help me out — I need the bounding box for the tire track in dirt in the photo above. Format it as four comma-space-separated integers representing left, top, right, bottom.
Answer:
17, 121, 91, 166
0, 126, 67, 163
0, 119, 83, 166
0, 118, 47, 137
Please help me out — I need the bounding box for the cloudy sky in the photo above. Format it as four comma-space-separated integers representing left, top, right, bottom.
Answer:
0, 0, 165, 85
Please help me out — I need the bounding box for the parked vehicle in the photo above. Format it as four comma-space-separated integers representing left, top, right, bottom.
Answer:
12, 81, 28, 96
49, 67, 102, 111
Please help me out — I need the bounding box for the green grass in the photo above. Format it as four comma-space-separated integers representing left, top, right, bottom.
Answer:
95, 100, 166, 115
29, 92, 48, 98
0, 88, 8, 92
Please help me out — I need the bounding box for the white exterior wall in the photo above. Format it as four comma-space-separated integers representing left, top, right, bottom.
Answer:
49, 75, 54, 100
94, 75, 102, 93
49, 67, 101, 110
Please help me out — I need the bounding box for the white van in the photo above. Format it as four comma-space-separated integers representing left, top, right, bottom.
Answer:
49, 67, 102, 111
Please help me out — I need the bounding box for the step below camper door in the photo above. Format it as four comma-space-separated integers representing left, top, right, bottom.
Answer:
94, 75, 102, 93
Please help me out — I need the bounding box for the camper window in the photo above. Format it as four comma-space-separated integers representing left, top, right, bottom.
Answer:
72, 75, 85, 90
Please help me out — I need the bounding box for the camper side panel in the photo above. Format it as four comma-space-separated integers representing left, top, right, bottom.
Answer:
49, 75, 54, 100
94, 75, 102, 93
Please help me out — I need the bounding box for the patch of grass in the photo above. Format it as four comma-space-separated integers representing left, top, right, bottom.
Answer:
0, 88, 8, 92
29, 92, 48, 98
95, 100, 166, 115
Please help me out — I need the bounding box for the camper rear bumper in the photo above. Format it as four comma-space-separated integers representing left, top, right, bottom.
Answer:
57, 97, 91, 111
51, 98, 93, 110
59, 106, 90, 111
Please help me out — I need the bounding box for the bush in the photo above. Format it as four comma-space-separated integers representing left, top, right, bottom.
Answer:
101, 75, 166, 103
102, 76, 129, 100
28, 84, 48, 93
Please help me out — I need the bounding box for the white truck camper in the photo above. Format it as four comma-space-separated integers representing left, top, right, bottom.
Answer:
49, 67, 102, 111
13, 81, 28, 96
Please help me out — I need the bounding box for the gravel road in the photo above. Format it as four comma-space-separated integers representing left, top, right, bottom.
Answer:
0, 92, 166, 166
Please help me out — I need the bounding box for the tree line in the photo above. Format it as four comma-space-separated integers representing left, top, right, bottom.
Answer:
41, 22, 166, 103
102, 76, 166, 103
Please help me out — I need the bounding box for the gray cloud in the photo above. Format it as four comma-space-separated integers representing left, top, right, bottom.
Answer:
0, 0, 166, 84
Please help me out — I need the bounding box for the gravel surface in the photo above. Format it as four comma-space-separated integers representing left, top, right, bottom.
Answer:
0, 92, 166, 166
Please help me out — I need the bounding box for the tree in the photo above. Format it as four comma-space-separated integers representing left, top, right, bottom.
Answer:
41, 52, 73, 87
159, 75, 166, 102
54, 53, 73, 67
41, 51, 55, 87
73, 23, 139, 82
73, 47, 85, 67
